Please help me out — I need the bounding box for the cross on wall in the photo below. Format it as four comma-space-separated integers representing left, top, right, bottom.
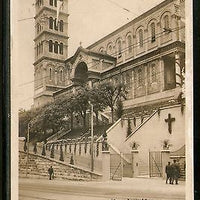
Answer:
165, 113, 175, 134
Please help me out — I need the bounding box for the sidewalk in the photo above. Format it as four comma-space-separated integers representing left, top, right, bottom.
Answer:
19, 177, 185, 199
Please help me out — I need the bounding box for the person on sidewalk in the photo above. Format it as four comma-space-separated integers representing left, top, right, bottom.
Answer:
171, 160, 181, 184
165, 162, 172, 184
48, 166, 54, 180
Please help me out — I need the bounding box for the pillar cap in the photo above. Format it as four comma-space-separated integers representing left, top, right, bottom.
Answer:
161, 149, 170, 153
102, 150, 110, 154
131, 150, 139, 153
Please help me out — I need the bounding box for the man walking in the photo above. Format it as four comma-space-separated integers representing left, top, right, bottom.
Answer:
165, 162, 172, 184
171, 160, 181, 184
48, 166, 54, 180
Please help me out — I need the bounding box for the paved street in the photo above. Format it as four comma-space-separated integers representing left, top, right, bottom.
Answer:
19, 177, 185, 200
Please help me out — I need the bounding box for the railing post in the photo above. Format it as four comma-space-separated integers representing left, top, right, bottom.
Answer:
102, 150, 110, 181
131, 149, 139, 178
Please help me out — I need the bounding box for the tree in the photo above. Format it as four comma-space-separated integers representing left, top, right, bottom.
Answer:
72, 87, 89, 129
41, 144, 46, 156
30, 101, 67, 141
88, 86, 107, 125
59, 144, 64, 161
19, 107, 41, 138
116, 99, 123, 119
50, 144, 55, 158
98, 82, 127, 123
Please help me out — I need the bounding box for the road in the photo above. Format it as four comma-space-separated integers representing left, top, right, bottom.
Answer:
19, 178, 185, 200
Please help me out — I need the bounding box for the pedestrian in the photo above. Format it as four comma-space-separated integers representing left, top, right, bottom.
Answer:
165, 161, 172, 184
171, 160, 181, 184
48, 166, 54, 180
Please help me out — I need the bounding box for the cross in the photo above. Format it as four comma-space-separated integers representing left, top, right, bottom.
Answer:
165, 113, 175, 134
79, 41, 82, 47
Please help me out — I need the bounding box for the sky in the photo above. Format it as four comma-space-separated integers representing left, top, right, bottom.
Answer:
14, 0, 164, 110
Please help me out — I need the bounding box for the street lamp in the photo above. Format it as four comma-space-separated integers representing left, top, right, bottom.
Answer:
88, 101, 94, 172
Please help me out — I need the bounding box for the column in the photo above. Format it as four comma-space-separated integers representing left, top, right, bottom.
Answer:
175, 52, 182, 87
131, 150, 139, 178
161, 150, 170, 179
102, 150, 110, 181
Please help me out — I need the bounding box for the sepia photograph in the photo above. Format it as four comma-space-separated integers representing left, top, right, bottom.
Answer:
11, 0, 193, 199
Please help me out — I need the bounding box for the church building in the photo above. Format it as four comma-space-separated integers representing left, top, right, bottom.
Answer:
33, 0, 185, 114
32, 0, 186, 179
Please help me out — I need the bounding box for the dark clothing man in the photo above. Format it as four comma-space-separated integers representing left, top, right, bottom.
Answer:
165, 162, 172, 184
48, 166, 54, 180
171, 160, 181, 184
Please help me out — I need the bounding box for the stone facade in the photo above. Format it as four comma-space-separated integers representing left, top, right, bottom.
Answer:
34, 0, 185, 114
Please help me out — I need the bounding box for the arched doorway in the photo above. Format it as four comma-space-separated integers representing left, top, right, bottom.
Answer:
73, 62, 88, 85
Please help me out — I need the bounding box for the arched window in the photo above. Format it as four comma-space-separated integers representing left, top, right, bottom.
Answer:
40, 42, 43, 53
54, 41, 58, 53
49, 68, 52, 80
54, 18, 58, 31
164, 15, 170, 29
60, 20, 63, 32
139, 29, 143, 47
54, 0, 57, 7
49, 40, 53, 52
99, 47, 104, 53
49, 17, 53, 29
38, 43, 41, 54
49, 0, 53, 6
151, 22, 156, 42
138, 68, 143, 86
127, 35, 132, 53
107, 45, 112, 55
117, 40, 122, 57
151, 64, 156, 82
60, 70, 63, 82
59, 43, 63, 54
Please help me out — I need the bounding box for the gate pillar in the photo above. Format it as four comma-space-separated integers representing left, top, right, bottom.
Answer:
131, 150, 139, 177
161, 150, 170, 179
102, 150, 110, 181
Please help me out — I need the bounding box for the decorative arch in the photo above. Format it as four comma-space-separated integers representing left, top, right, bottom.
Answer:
49, 17, 53, 29
147, 18, 157, 43
125, 32, 133, 53
160, 11, 171, 29
115, 37, 123, 57
99, 47, 104, 53
135, 26, 145, 48
60, 20, 64, 32
106, 42, 113, 55
73, 62, 88, 84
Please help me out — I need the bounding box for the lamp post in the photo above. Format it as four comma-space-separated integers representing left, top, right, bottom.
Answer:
25, 122, 31, 177
89, 101, 94, 172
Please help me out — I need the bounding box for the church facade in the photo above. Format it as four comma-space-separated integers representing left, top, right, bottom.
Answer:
33, 0, 185, 117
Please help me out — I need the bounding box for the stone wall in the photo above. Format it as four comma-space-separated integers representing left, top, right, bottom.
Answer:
19, 151, 102, 181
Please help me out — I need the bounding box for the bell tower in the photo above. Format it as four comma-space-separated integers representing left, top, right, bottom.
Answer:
33, 0, 69, 107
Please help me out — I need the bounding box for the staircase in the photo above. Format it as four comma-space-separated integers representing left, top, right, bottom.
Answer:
19, 151, 102, 181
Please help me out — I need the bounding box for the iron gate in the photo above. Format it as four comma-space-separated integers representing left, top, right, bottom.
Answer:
123, 154, 132, 178
149, 151, 162, 177
110, 154, 122, 180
